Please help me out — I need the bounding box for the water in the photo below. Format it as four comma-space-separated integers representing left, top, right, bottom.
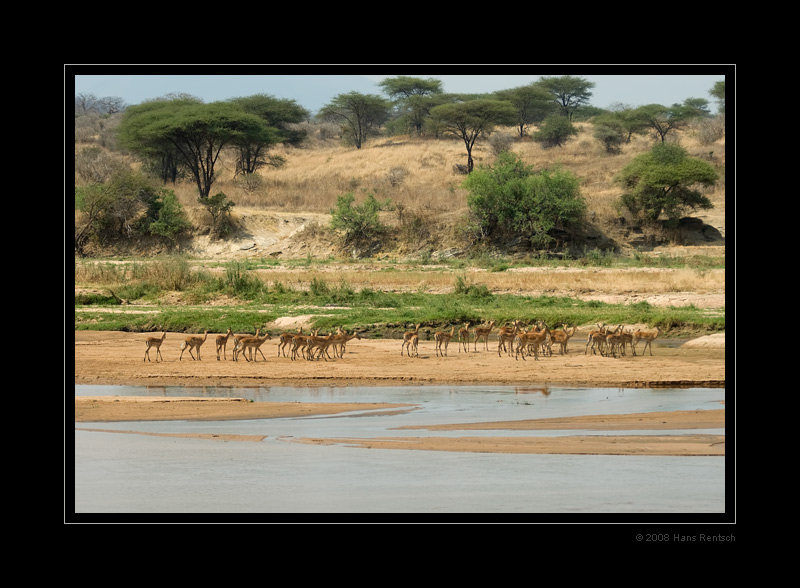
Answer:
72, 384, 728, 517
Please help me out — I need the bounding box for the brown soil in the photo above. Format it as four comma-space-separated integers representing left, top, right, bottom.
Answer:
74, 330, 725, 456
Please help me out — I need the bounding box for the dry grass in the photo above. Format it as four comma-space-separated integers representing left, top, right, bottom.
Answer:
78, 119, 726, 249
170, 122, 725, 229
241, 265, 725, 296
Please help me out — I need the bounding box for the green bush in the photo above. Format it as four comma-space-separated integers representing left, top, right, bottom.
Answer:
329, 192, 392, 252
463, 152, 586, 249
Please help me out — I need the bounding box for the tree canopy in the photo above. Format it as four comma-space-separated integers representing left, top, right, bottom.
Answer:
379, 76, 444, 135
118, 99, 271, 198
227, 94, 309, 174
493, 83, 556, 137
317, 92, 390, 148
538, 75, 595, 120
615, 143, 717, 225
428, 99, 517, 172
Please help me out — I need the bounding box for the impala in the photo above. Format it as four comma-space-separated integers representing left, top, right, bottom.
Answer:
514, 323, 550, 361
434, 326, 456, 357
144, 332, 166, 362
277, 328, 302, 357
585, 324, 608, 356
473, 320, 496, 352
334, 330, 361, 358
549, 324, 577, 355
215, 328, 234, 361
407, 333, 419, 358
306, 332, 336, 361
180, 330, 208, 361
497, 320, 520, 357
458, 322, 471, 353
290, 329, 318, 361
234, 330, 272, 362
632, 326, 661, 356
604, 325, 625, 358
401, 324, 421, 357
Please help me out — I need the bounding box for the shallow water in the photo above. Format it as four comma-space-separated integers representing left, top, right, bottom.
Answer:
73, 384, 727, 517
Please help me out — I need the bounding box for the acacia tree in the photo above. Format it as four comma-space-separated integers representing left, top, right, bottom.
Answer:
118, 98, 268, 199
615, 143, 716, 226
710, 81, 725, 114
494, 83, 556, 137
428, 99, 516, 173
317, 92, 390, 148
538, 75, 595, 120
634, 103, 698, 143
379, 76, 443, 134
227, 94, 308, 175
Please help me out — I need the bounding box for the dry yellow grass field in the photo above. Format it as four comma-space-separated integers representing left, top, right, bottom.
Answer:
163, 122, 725, 247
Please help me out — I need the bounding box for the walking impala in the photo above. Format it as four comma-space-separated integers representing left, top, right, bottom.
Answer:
632, 326, 661, 356
180, 330, 208, 361
144, 332, 166, 362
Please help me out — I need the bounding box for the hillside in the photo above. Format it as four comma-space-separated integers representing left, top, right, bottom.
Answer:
76, 121, 726, 260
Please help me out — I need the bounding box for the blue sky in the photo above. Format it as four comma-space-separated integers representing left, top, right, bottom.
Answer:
70, 67, 730, 114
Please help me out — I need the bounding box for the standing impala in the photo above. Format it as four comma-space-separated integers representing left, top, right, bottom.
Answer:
549, 324, 577, 355
458, 322, 471, 353
497, 320, 520, 357
434, 326, 456, 357
473, 320, 496, 352
401, 324, 421, 357
216, 328, 234, 361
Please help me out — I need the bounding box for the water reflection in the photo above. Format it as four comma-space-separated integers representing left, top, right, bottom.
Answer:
514, 385, 550, 396
74, 384, 727, 515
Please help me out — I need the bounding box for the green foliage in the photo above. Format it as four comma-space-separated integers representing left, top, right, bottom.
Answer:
493, 83, 556, 137
317, 92, 391, 148
428, 99, 517, 172
463, 152, 586, 248
330, 192, 392, 252
74, 170, 172, 254
75, 259, 724, 337
453, 275, 492, 298
147, 189, 191, 244
591, 117, 625, 153
224, 261, 264, 297
538, 76, 596, 120
532, 115, 578, 148
118, 99, 270, 198
200, 192, 235, 238
615, 143, 717, 225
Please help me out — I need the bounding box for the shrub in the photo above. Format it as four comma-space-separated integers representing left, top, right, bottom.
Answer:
463, 152, 586, 249
330, 192, 392, 252
532, 116, 578, 148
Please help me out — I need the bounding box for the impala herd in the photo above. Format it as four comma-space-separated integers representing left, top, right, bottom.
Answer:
143, 322, 661, 363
